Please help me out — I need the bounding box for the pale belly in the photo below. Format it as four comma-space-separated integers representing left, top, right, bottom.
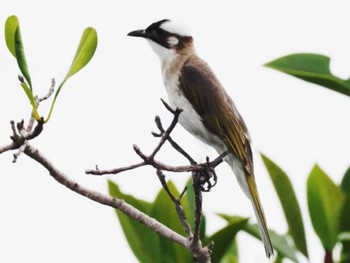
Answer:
164, 80, 226, 152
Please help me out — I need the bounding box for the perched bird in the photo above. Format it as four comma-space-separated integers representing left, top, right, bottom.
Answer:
128, 19, 274, 258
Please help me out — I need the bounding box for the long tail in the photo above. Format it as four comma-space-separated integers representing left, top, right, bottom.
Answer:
228, 156, 274, 258
245, 174, 274, 258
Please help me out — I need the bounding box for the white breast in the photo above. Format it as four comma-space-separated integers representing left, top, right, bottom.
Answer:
162, 64, 226, 152
147, 39, 226, 152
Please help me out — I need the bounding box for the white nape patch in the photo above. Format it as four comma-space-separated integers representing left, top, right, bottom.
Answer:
160, 20, 192, 37
167, 36, 179, 46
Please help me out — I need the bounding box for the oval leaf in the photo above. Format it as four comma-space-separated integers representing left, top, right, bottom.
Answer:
219, 214, 299, 262
5, 15, 32, 89
340, 197, 350, 234
341, 167, 350, 195
265, 53, 350, 97
149, 181, 192, 263
108, 180, 162, 263
340, 168, 350, 234
64, 27, 98, 80
15, 26, 32, 89
261, 154, 308, 257
5, 15, 19, 57
307, 165, 345, 251
207, 218, 248, 263
45, 27, 98, 123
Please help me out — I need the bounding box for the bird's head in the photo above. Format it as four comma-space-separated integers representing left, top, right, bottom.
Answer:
127, 19, 193, 59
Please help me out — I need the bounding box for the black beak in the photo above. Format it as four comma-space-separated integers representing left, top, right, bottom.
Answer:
127, 29, 148, 38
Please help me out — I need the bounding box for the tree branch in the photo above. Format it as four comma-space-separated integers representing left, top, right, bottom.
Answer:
23, 143, 189, 248
1, 99, 231, 263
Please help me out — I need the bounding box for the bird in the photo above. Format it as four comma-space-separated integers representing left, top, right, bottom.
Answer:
127, 19, 274, 258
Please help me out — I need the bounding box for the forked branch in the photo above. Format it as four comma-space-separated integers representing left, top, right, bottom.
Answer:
1, 100, 228, 263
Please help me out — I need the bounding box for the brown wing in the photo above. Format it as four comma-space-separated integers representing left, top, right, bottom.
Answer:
178, 56, 253, 174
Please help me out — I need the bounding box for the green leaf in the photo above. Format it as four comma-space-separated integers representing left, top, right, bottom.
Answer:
208, 218, 248, 263
20, 83, 40, 120
307, 165, 345, 251
265, 53, 350, 97
219, 240, 239, 263
273, 254, 284, 263
339, 196, 350, 235
261, 154, 308, 257
108, 180, 162, 263
219, 214, 299, 262
45, 27, 98, 122
5, 15, 18, 57
15, 26, 32, 89
339, 233, 350, 263
5, 15, 32, 90
149, 181, 192, 263
244, 223, 299, 262
64, 27, 98, 80
341, 167, 350, 195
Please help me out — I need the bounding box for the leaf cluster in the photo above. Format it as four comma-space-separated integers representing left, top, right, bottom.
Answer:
4, 15, 97, 123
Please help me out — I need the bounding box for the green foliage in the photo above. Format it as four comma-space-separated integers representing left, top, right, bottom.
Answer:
219, 240, 239, 263
5, 15, 18, 57
5, 15, 32, 88
108, 181, 162, 263
261, 154, 308, 257
341, 167, 350, 195
265, 53, 350, 97
208, 218, 248, 263
4, 15, 97, 123
46, 27, 98, 122
108, 179, 251, 263
149, 182, 192, 263
5, 15, 38, 119
109, 180, 193, 263
219, 214, 299, 262
339, 233, 350, 263
307, 165, 345, 251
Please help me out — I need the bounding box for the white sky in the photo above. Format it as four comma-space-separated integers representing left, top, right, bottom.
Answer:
1, 1, 350, 262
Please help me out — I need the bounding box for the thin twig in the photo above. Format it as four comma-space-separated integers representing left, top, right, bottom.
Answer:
86, 161, 146, 175
153, 115, 196, 164
149, 107, 182, 159
192, 171, 203, 245
39, 78, 55, 102
156, 170, 193, 237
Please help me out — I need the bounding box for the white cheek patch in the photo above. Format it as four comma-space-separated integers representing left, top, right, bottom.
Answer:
167, 36, 179, 46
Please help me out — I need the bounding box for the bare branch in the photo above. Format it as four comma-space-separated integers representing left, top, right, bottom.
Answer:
13, 140, 28, 163
149, 106, 182, 159
23, 144, 189, 248
192, 171, 203, 245
0, 142, 17, 154
153, 115, 196, 164
39, 78, 55, 102
86, 161, 146, 175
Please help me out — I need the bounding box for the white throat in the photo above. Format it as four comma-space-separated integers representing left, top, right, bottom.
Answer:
147, 40, 177, 68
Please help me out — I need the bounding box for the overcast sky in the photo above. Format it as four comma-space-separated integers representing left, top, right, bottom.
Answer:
1, 1, 350, 262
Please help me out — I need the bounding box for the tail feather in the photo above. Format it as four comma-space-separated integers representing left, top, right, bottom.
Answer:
227, 155, 274, 258
246, 174, 274, 259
